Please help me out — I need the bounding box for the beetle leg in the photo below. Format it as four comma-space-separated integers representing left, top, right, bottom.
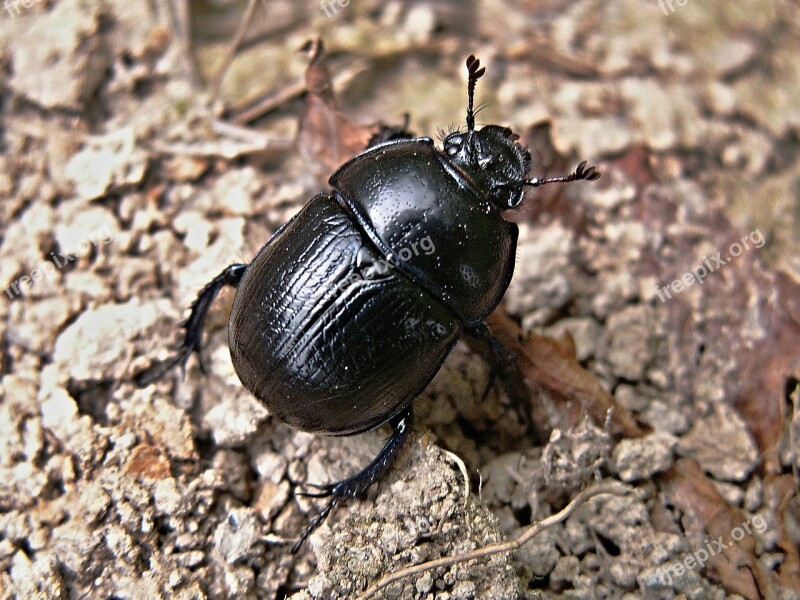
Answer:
134, 263, 248, 386
292, 406, 414, 553
366, 113, 415, 148
467, 322, 530, 429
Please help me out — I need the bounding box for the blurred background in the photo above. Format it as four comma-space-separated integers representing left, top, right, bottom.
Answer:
0, 1, 798, 599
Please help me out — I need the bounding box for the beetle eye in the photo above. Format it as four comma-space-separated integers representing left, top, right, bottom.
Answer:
444, 134, 463, 156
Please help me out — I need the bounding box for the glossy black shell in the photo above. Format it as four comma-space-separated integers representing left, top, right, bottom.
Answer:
228, 138, 519, 435
331, 138, 517, 324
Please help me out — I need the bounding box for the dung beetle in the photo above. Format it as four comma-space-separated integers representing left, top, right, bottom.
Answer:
136, 56, 600, 551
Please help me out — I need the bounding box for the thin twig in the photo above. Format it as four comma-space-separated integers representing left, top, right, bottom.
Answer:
210, 118, 282, 142
149, 119, 292, 159
209, 0, 261, 104
167, 0, 201, 88
231, 62, 368, 125
233, 37, 451, 125
232, 79, 308, 125
355, 481, 629, 600
441, 449, 470, 509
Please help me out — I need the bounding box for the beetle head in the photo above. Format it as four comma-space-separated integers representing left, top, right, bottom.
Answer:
443, 125, 531, 209
443, 55, 531, 209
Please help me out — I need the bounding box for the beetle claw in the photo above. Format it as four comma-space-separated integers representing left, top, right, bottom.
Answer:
291, 496, 340, 554
296, 489, 333, 499
134, 263, 248, 387
133, 342, 198, 387
134, 352, 182, 387
296, 481, 337, 498
290, 407, 414, 553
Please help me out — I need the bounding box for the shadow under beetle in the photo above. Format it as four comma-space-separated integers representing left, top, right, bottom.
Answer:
136, 55, 600, 552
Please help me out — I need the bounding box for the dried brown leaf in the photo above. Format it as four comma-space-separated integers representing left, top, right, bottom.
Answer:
660, 458, 775, 599
486, 309, 643, 440
296, 40, 377, 180
772, 474, 800, 592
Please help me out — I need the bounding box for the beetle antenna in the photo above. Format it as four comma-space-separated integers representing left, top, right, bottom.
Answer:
465, 55, 486, 132
523, 161, 601, 187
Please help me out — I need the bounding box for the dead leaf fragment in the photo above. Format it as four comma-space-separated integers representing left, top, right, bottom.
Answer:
486, 309, 644, 440
660, 458, 776, 599
125, 444, 171, 480
296, 40, 383, 180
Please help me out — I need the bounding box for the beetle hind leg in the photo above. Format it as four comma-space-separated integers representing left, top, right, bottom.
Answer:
292, 406, 414, 553
134, 263, 248, 386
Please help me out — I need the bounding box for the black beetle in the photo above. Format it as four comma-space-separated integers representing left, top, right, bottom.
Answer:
136, 56, 599, 551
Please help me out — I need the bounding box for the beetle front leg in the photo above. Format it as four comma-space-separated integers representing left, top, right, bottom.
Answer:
292, 405, 414, 553
366, 113, 415, 148
134, 263, 248, 386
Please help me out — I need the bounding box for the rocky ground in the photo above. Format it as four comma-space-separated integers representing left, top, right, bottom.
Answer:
0, 0, 798, 599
